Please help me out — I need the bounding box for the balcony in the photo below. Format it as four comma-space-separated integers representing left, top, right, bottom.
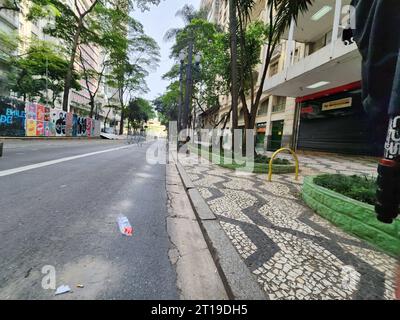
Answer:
263, 0, 361, 98
0, 10, 19, 30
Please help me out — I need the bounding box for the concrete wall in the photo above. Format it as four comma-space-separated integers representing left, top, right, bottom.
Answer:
0, 96, 101, 138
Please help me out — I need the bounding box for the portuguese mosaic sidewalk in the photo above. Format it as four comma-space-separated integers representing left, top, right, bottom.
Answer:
178, 150, 399, 300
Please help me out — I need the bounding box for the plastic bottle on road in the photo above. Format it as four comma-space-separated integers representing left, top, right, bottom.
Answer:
117, 215, 133, 236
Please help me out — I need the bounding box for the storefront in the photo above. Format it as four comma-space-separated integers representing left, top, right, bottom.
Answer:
256, 122, 267, 149
268, 120, 284, 151
296, 82, 387, 156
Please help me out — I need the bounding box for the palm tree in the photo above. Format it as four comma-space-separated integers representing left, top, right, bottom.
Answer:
229, 0, 239, 132
164, 4, 207, 131
164, 4, 207, 42
232, 0, 313, 131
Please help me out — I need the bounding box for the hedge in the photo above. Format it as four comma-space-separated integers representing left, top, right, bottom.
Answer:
302, 176, 400, 257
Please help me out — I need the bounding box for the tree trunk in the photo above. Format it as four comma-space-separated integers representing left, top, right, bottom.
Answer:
229, 0, 239, 131
229, 0, 239, 159
104, 108, 111, 129
62, 21, 82, 112
89, 98, 95, 118
119, 108, 125, 135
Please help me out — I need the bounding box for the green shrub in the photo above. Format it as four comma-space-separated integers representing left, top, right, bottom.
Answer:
254, 154, 290, 165
314, 174, 377, 206
195, 145, 290, 165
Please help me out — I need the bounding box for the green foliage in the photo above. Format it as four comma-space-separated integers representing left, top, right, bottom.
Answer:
127, 97, 155, 129
0, 30, 19, 58
314, 174, 377, 206
192, 145, 294, 174
232, 0, 313, 130
27, 0, 161, 111
8, 41, 80, 104
153, 81, 180, 126
162, 5, 230, 126
237, 21, 270, 95
254, 153, 290, 165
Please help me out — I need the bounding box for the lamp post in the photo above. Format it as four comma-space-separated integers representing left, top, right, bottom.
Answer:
183, 39, 193, 135
178, 46, 201, 150
192, 52, 201, 139
181, 50, 202, 131
178, 50, 186, 133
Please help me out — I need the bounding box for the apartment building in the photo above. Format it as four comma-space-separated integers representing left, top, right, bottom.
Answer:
0, 4, 19, 96
264, 0, 384, 156
200, 0, 383, 156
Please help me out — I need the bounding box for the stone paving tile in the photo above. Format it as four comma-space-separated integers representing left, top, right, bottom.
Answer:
178, 152, 399, 300
262, 151, 379, 177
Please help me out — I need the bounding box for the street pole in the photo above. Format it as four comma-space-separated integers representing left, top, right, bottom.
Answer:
229, 0, 239, 155
183, 37, 193, 136
178, 60, 184, 133
192, 56, 201, 143
46, 56, 49, 108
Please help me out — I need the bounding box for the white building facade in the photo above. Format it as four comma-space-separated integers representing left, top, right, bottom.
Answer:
264, 0, 385, 156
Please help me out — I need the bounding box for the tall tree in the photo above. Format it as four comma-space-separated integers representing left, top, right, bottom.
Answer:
28, 0, 161, 111
168, 19, 230, 123
235, 0, 313, 131
153, 81, 180, 127
229, 0, 239, 131
126, 97, 155, 131
164, 4, 208, 130
30, 0, 100, 111
164, 4, 207, 42
8, 40, 81, 104
105, 15, 159, 135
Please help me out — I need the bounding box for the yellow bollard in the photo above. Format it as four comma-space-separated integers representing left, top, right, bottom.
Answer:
268, 148, 299, 182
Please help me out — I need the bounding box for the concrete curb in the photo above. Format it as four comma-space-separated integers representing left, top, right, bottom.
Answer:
188, 188, 216, 221
176, 162, 195, 189
174, 156, 266, 300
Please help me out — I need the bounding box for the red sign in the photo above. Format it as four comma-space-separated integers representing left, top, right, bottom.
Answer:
301, 106, 314, 114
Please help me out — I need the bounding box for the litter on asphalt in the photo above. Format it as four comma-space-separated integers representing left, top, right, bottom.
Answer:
117, 215, 133, 236
55, 285, 71, 295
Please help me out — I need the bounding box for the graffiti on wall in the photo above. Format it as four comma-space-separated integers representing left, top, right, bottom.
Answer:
0, 97, 101, 138
0, 97, 26, 137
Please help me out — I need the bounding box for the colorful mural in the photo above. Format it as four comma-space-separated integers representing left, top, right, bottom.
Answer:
26, 119, 36, 137
66, 112, 73, 137
0, 97, 101, 138
0, 97, 26, 137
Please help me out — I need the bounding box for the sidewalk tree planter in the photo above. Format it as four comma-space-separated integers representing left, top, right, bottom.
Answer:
302, 176, 400, 257
189, 144, 296, 174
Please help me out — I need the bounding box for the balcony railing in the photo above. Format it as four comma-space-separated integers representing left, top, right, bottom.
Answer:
272, 103, 286, 113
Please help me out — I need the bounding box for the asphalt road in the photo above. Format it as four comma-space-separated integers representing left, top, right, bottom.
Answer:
0, 139, 178, 299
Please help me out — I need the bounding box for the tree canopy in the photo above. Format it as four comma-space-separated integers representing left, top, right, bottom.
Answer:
8, 41, 81, 104
126, 97, 155, 130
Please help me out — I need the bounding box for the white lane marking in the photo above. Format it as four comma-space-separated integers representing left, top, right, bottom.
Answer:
0, 145, 131, 177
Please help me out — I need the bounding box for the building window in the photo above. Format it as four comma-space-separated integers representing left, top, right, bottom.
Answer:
272, 96, 286, 113
307, 29, 333, 55
269, 60, 279, 77
258, 99, 269, 115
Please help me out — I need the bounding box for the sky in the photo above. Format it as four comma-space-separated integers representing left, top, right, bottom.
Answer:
132, 0, 202, 102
